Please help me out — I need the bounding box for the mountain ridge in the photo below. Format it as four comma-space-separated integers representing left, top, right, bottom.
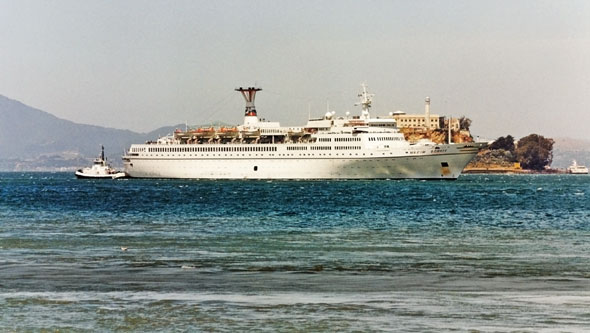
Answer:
0, 94, 183, 170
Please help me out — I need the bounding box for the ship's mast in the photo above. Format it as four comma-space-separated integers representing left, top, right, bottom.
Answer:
356, 83, 374, 120
100, 145, 106, 166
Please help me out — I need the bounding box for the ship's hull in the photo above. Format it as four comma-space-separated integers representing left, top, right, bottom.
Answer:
75, 170, 126, 179
569, 169, 589, 175
123, 143, 483, 180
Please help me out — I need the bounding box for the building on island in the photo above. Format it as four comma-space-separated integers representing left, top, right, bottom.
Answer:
390, 97, 460, 131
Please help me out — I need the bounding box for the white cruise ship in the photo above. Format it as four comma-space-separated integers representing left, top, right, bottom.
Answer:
122, 85, 486, 179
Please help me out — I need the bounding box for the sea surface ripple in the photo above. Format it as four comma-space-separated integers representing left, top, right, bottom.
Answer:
1, 173, 589, 332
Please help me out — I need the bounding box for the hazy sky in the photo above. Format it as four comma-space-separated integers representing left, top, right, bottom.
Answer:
1, 0, 589, 140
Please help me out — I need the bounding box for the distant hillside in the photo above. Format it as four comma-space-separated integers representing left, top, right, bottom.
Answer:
552, 137, 590, 169
0, 95, 183, 171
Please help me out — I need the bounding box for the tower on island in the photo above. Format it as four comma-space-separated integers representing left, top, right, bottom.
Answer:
425, 97, 431, 129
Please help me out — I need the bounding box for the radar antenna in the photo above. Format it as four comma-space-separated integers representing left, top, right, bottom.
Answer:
355, 83, 374, 120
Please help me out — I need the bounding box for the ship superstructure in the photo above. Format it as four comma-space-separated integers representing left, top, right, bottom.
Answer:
123, 85, 486, 179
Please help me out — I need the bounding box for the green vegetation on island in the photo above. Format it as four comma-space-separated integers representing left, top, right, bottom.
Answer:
466, 134, 555, 172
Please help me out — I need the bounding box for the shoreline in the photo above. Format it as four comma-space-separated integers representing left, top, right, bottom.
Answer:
463, 167, 572, 175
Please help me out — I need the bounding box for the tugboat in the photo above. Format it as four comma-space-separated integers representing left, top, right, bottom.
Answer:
75, 146, 126, 179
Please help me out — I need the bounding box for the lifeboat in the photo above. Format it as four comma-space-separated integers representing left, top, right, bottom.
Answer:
193, 127, 216, 138
218, 127, 239, 138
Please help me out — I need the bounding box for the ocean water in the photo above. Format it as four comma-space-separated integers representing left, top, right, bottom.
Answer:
1, 172, 589, 332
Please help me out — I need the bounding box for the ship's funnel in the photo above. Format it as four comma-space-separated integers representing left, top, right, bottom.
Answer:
236, 87, 262, 117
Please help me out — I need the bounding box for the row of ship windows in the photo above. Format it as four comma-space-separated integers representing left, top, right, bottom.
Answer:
287, 146, 361, 151
286, 146, 308, 150
131, 138, 408, 155
143, 151, 411, 158
334, 146, 361, 150
147, 146, 278, 153
135, 144, 395, 154
368, 137, 403, 141
142, 151, 430, 160
319, 137, 398, 142
334, 137, 361, 142
333, 137, 401, 142
131, 137, 406, 154
135, 145, 371, 153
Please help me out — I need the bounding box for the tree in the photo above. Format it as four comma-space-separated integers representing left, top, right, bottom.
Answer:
489, 135, 515, 152
458, 116, 472, 131
515, 134, 554, 170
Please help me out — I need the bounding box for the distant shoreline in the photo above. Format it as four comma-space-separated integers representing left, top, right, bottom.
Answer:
463, 167, 571, 175
463, 168, 531, 174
